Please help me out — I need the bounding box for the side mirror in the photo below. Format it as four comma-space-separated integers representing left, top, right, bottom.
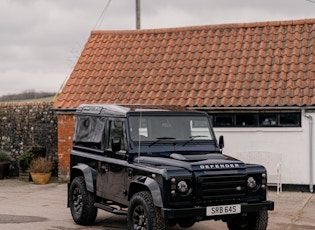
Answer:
111, 137, 121, 152
219, 135, 224, 150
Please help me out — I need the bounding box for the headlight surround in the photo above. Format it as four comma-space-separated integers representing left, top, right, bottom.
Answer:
245, 172, 268, 202
247, 174, 265, 192
170, 178, 192, 197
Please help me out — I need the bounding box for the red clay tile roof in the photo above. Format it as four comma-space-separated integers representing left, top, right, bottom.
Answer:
54, 19, 315, 109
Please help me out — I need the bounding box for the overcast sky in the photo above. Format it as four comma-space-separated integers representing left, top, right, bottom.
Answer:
1, 0, 315, 97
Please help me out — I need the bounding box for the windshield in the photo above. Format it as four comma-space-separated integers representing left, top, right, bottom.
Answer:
128, 115, 214, 142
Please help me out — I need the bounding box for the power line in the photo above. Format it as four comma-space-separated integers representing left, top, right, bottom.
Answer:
305, 0, 315, 4
93, 0, 112, 30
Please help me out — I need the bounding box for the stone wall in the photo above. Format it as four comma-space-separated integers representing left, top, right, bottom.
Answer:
0, 102, 58, 176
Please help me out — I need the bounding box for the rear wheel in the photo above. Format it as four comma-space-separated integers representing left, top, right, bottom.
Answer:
227, 210, 268, 230
69, 176, 98, 225
128, 191, 166, 230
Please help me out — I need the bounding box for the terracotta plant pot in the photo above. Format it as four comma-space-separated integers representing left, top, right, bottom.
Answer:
30, 172, 52, 184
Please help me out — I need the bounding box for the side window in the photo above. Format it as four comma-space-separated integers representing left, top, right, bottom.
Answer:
74, 115, 106, 149
108, 120, 127, 150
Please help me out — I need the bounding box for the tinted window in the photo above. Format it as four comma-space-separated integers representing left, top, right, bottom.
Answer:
108, 120, 127, 150
73, 115, 106, 149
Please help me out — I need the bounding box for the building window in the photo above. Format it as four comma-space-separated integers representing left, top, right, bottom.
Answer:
213, 115, 234, 127
235, 113, 256, 127
210, 112, 301, 128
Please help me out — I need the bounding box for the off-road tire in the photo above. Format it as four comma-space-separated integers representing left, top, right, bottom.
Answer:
227, 210, 268, 230
69, 176, 98, 225
128, 191, 166, 230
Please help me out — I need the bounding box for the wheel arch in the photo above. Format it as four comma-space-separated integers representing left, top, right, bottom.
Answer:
128, 176, 164, 208
70, 164, 97, 193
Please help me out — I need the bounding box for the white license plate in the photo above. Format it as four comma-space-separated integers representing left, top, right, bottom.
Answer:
206, 204, 241, 216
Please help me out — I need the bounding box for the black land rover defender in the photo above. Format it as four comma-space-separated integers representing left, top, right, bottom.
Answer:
68, 104, 274, 230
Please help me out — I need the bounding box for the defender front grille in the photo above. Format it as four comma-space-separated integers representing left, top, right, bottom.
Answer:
195, 173, 246, 206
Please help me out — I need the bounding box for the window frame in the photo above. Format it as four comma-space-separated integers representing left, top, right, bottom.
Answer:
209, 111, 301, 128
128, 114, 215, 142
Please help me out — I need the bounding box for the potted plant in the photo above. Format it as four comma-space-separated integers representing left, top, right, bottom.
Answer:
29, 157, 53, 184
0, 150, 11, 179
18, 146, 46, 181
18, 151, 33, 181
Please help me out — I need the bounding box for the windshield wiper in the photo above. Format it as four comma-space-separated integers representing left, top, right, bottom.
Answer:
149, 137, 176, 147
182, 135, 207, 146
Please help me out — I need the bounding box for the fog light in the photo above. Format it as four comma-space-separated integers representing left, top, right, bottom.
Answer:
247, 177, 257, 189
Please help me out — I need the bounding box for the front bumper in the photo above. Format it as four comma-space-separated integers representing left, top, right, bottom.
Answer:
162, 200, 274, 219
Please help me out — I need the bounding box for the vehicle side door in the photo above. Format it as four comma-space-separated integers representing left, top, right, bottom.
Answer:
96, 118, 129, 204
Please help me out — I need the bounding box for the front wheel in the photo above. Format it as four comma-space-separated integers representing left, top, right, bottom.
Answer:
227, 210, 268, 230
127, 191, 166, 230
69, 176, 98, 225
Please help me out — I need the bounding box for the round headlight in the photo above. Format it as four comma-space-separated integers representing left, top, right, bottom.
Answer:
177, 180, 188, 193
247, 177, 257, 189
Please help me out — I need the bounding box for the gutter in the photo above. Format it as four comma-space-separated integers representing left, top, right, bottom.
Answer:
51, 107, 76, 112
303, 109, 314, 193
189, 106, 315, 111
50, 107, 76, 115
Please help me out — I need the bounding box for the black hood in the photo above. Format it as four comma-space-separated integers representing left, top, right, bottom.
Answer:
134, 152, 245, 172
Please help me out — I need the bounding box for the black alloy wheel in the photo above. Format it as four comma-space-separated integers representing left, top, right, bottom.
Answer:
69, 176, 98, 225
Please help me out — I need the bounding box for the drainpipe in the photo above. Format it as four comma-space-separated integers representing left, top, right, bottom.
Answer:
303, 109, 313, 193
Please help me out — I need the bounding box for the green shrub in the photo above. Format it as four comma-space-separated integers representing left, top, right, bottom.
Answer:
18, 152, 32, 172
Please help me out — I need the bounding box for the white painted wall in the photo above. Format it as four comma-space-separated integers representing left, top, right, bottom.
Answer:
213, 111, 315, 186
